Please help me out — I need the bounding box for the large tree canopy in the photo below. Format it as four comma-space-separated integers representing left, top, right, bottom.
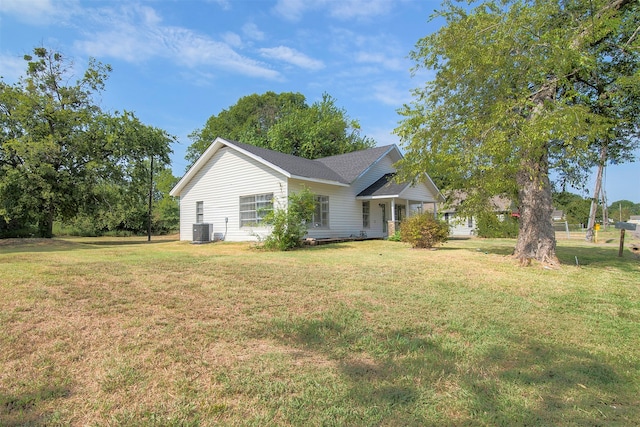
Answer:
186, 92, 375, 166
395, 0, 639, 264
0, 47, 176, 237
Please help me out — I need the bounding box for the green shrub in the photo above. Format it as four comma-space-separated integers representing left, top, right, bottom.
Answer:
476, 212, 519, 238
400, 213, 449, 248
387, 230, 402, 242
262, 188, 316, 251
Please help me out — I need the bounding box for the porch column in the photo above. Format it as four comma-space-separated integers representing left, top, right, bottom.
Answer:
388, 198, 397, 236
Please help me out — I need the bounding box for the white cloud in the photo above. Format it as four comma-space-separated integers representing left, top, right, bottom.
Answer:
355, 51, 405, 71
222, 32, 243, 48
74, 4, 280, 80
273, 0, 396, 22
368, 126, 401, 147
0, 53, 27, 83
259, 46, 324, 71
209, 0, 231, 11
272, 0, 307, 21
242, 22, 265, 41
371, 81, 411, 106
328, 0, 394, 20
0, 0, 79, 24
328, 27, 407, 72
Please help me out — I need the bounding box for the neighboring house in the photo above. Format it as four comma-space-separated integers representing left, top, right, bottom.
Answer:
438, 192, 514, 236
552, 210, 565, 221
170, 137, 445, 242
629, 215, 640, 225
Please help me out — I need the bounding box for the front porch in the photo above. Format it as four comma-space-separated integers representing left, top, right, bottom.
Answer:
361, 197, 440, 238
355, 172, 443, 238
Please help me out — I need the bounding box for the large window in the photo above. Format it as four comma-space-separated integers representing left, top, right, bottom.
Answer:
239, 193, 273, 227
362, 201, 370, 228
312, 195, 329, 228
196, 201, 204, 223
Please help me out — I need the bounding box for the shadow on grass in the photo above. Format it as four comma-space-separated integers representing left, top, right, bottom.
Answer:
83, 238, 178, 247
556, 244, 640, 273
0, 385, 70, 426
446, 237, 639, 272
263, 304, 638, 425
0, 236, 178, 254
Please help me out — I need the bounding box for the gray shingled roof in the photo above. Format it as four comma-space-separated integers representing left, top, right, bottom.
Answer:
229, 140, 395, 184
357, 173, 410, 197
229, 140, 348, 183
316, 145, 395, 183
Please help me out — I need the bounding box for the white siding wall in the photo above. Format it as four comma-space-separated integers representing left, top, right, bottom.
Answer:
177, 149, 440, 242
352, 156, 396, 238
178, 147, 288, 242
288, 180, 370, 239
401, 183, 439, 204
447, 215, 476, 236
352, 156, 396, 194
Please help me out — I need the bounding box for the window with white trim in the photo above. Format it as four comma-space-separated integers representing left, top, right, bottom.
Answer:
312, 195, 329, 228
196, 201, 204, 223
239, 193, 273, 227
362, 201, 370, 228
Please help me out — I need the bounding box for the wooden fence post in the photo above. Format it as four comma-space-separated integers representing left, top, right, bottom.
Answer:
618, 229, 625, 257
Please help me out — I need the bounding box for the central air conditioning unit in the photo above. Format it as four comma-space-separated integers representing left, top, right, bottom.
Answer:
192, 223, 211, 243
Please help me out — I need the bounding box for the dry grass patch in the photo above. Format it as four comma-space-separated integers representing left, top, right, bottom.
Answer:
1, 236, 638, 425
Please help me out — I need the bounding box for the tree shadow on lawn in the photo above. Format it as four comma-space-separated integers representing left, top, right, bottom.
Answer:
448, 238, 639, 273
0, 384, 71, 426
556, 244, 640, 273
0, 238, 91, 254
0, 237, 178, 254
263, 305, 638, 425
83, 238, 178, 247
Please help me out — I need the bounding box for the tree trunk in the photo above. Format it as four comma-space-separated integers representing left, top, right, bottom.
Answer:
38, 204, 55, 238
514, 75, 559, 266
585, 144, 606, 242
514, 154, 558, 265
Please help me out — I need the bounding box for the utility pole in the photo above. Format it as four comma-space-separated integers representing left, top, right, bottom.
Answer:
147, 155, 154, 242
585, 144, 606, 242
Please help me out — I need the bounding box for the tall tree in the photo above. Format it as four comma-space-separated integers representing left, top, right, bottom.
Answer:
268, 93, 375, 159
68, 112, 176, 236
0, 48, 176, 237
571, 0, 640, 240
395, 0, 639, 265
186, 92, 306, 165
186, 91, 375, 166
0, 48, 113, 237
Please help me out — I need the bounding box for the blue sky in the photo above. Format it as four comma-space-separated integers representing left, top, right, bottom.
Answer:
1, 0, 638, 203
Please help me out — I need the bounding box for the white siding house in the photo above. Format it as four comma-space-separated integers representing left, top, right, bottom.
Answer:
170, 137, 444, 242
439, 193, 514, 236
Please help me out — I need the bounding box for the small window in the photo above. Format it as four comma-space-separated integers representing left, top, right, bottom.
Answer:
467, 217, 473, 228
362, 201, 370, 228
196, 201, 204, 223
239, 193, 273, 227
312, 195, 329, 228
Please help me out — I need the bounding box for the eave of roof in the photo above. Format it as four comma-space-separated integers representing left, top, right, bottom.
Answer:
229, 140, 348, 184
170, 137, 351, 196
357, 173, 408, 198
170, 137, 445, 203
316, 145, 399, 183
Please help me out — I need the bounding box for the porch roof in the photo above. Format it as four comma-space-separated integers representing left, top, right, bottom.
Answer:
357, 173, 409, 198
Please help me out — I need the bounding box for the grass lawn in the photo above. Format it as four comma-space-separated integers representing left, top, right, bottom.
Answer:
1, 233, 638, 426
